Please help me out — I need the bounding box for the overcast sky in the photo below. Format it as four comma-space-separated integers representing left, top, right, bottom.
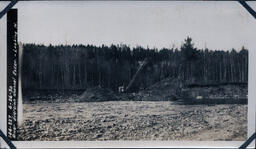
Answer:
11, 1, 256, 50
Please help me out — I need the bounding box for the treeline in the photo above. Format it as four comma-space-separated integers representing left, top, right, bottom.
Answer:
22, 37, 248, 92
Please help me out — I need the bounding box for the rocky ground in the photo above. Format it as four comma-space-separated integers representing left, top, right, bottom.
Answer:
17, 101, 247, 141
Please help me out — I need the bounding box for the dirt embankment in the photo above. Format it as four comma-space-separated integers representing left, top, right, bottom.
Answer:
78, 77, 247, 103
132, 78, 248, 104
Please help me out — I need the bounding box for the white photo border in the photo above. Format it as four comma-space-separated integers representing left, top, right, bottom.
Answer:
0, 0, 255, 148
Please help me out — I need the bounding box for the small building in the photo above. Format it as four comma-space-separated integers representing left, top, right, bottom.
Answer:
118, 86, 124, 93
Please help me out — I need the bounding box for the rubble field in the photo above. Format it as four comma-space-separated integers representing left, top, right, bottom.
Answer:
18, 101, 247, 141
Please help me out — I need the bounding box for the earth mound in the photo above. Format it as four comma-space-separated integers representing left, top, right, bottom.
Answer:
137, 77, 182, 101
78, 87, 119, 102
136, 77, 247, 104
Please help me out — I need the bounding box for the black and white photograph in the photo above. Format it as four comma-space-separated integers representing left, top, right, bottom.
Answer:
1, 1, 255, 144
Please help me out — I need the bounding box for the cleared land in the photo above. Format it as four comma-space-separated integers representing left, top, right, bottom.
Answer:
18, 101, 247, 141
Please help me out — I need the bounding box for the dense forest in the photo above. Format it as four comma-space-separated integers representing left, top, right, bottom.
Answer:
22, 37, 248, 92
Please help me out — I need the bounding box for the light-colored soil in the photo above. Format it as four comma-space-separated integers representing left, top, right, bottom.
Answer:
18, 101, 247, 141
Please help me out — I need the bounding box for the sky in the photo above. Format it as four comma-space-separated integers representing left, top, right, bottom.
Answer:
5, 1, 256, 51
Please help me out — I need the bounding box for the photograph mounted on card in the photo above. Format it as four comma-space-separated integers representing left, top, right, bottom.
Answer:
0, 0, 255, 148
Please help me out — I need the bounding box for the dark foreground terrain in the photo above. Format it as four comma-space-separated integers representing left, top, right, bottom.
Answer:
17, 101, 247, 141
